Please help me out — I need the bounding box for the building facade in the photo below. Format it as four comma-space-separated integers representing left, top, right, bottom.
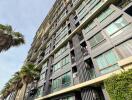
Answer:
22, 0, 132, 100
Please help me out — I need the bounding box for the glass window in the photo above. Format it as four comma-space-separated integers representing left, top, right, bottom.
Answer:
96, 55, 108, 69
52, 77, 61, 90
84, 21, 96, 34
95, 33, 104, 43
54, 62, 61, 72
105, 50, 119, 65
52, 72, 71, 91
116, 39, 132, 58
66, 56, 69, 64
53, 55, 70, 72
95, 50, 120, 74
76, 0, 103, 22
62, 58, 66, 66
101, 64, 119, 74
105, 17, 129, 36
62, 73, 71, 87
98, 8, 114, 22
89, 37, 96, 47
89, 32, 104, 48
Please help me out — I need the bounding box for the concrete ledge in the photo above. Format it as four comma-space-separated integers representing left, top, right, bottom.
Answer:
35, 58, 132, 100
118, 56, 132, 67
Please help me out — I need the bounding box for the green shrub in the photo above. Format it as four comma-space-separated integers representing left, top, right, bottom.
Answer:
104, 69, 132, 100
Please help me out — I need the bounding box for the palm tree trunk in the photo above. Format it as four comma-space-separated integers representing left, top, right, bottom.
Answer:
16, 83, 27, 100
15, 89, 21, 100
12, 90, 18, 100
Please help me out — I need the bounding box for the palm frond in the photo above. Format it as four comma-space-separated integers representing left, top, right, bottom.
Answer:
12, 32, 25, 46
0, 24, 25, 52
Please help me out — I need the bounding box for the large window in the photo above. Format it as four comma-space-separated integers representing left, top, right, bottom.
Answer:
53, 55, 70, 72
83, 21, 96, 35
54, 44, 68, 58
52, 77, 61, 91
62, 72, 71, 88
55, 23, 68, 47
55, 34, 68, 47
116, 39, 132, 58
95, 50, 120, 74
52, 72, 71, 92
105, 17, 129, 36
89, 32, 105, 48
76, 0, 103, 22
97, 7, 114, 22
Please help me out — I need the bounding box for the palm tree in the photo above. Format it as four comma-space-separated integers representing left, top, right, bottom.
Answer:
0, 72, 23, 100
0, 24, 25, 52
0, 78, 14, 99
0, 63, 40, 100
19, 63, 40, 100
11, 72, 23, 100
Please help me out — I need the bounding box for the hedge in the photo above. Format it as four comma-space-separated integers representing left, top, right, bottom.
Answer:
104, 69, 132, 100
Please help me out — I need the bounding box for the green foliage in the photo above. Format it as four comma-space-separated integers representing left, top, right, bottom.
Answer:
12, 32, 25, 46
20, 63, 40, 83
104, 70, 132, 100
0, 63, 40, 98
0, 75, 16, 98
0, 24, 25, 52
0, 24, 12, 32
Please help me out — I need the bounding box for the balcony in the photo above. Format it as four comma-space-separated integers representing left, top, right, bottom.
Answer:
73, 72, 79, 85
81, 42, 89, 56
71, 50, 76, 64
85, 59, 96, 79
81, 47, 89, 56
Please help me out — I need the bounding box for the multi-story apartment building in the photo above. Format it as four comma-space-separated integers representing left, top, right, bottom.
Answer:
22, 0, 132, 100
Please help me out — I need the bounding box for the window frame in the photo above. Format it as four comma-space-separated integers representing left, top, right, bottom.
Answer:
105, 16, 130, 37
95, 49, 120, 74
89, 32, 105, 48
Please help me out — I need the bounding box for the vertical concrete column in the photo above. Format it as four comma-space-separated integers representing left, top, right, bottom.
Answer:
68, 11, 103, 100
44, 36, 54, 95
